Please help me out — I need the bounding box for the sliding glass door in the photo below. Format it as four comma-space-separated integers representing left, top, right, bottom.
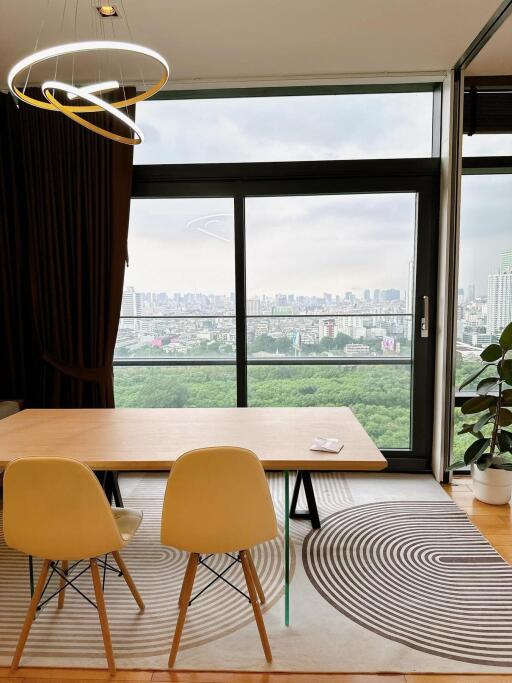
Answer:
244, 193, 416, 450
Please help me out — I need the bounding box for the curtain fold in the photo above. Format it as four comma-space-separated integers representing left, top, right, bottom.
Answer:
0, 92, 134, 407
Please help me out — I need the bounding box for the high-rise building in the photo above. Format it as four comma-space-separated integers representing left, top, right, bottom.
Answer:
247, 298, 261, 315
120, 287, 144, 329
501, 249, 512, 274
319, 318, 337, 339
487, 272, 512, 335
383, 288, 400, 301
487, 249, 512, 335
364, 289, 371, 301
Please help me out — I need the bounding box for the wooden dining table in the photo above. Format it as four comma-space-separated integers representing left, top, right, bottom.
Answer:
0, 406, 387, 624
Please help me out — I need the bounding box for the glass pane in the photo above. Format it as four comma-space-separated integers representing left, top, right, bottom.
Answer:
456, 175, 512, 377
246, 194, 417, 313
124, 198, 235, 308
247, 316, 411, 359
114, 366, 236, 407
453, 173, 512, 463
463, 134, 512, 156
116, 317, 236, 360
452, 408, 473, 465
247, 365, 411, 449
134, 92, 433, 164
452, 406, 496, 466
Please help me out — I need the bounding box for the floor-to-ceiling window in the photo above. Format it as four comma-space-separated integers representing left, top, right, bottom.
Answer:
453, 171, 512, 463
114, 87, 440, 471
451, 83, 512, 464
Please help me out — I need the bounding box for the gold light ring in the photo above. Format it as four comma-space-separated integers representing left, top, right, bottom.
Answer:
8, 40, 169, 113
43, 81, 143, 145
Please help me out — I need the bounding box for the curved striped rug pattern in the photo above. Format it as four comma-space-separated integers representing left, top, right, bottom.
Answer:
303, 500, 512, 667
0, 475, 293, 663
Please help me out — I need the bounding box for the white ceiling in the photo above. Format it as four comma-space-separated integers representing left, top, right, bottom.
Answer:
467, 13, 512, 75
0, 0, 504, 90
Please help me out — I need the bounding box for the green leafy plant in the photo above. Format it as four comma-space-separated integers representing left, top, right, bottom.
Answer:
449, 321, 512, 472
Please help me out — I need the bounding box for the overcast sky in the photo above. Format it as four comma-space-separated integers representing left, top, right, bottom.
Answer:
124, 93, 512, 299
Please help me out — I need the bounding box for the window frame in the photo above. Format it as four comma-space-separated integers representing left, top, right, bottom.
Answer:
116, 85, 441, 473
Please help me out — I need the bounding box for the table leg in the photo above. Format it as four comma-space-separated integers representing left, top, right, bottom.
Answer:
29, 555, 34, 596
284, 469, 290, 626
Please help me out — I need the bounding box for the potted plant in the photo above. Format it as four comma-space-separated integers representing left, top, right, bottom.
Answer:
448, 321, 512, 504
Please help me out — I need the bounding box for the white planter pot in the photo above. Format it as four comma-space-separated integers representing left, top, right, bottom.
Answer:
471, 464, 512, 505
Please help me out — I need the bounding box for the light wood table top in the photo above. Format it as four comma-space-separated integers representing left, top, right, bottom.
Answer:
0, 407, 387, 472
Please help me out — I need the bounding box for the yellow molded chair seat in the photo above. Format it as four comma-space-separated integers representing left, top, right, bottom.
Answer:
3, 457, 144, 675
161, 446, 278, 667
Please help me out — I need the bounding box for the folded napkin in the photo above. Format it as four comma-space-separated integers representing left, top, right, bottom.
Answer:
310, 437, 343, 453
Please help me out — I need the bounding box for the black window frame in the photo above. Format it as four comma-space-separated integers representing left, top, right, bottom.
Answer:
115, 85, 441, 473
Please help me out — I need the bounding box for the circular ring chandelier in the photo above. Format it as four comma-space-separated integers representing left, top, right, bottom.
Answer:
43, 80, 144, 145
8, 40, 169, 145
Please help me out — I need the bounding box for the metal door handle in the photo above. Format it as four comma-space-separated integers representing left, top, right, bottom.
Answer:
421, 296, 429, 338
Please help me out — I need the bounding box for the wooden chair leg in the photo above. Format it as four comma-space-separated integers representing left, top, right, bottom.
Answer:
247, 550, 265, 605
168, 552, 199, 668
11, 559, 51, 672
240, 550, 272, 662
112, 550, 145, 611
58, 560, 68, 609
90, 558, 116, 676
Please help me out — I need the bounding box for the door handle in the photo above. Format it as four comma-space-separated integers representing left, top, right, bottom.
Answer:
421, 296, 429, 338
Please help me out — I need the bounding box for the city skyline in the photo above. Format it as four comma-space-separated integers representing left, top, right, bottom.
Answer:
117, 284, 412, 361
457, 246, 512, 351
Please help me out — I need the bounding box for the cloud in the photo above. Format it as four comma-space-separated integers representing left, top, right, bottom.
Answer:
125, 93, 511, 301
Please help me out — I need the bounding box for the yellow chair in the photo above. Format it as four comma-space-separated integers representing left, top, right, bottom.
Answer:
3, 457, 144, 675
161, 445, 278, 667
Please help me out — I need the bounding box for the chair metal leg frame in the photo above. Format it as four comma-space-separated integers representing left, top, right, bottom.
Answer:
168, 550, 271, 668
189, 553, 249, 605
58, 560, 68, 609
38, 560, 96, 610
13, 555, 143, 675
289, 470, 321, 529
27, 554, 122, 605
28, 555, 34, 596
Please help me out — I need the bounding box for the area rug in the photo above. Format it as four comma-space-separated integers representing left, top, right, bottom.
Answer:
1, 472, 512, 673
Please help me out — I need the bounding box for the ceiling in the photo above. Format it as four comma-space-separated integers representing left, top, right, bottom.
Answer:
0, 0, 505, 91
467, 12, 512, 75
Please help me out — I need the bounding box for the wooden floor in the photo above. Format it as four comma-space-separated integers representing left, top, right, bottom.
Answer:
1, 476, 511, 683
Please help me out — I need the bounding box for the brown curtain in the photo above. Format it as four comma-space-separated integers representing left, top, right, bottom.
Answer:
0, 92, 133, 407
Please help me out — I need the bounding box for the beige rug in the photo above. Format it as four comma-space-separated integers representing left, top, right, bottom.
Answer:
1, 472, 512, 673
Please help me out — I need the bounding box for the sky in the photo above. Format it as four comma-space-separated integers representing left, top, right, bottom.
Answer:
124, 92, 511, 299
460, 174, 512, 297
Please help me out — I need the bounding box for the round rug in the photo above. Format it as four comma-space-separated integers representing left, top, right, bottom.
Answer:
303, 500, 512, 666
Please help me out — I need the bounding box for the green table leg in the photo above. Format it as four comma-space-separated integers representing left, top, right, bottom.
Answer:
284, 469, 290, 626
